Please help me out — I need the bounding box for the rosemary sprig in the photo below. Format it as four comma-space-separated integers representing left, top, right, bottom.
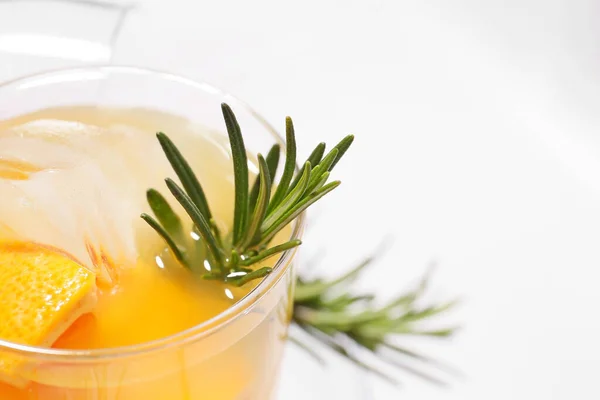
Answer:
142, 103, 354, 286
142, 103, 457, 384
292, 256, 459, 385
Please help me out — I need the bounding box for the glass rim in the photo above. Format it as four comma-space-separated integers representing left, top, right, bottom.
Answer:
0, 65, 306, 361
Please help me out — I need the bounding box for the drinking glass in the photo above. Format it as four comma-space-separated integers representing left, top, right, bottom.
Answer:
0, 66, 304, 400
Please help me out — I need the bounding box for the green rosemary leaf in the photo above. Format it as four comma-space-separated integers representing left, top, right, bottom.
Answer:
209, 218, 224, 249
146, 189, 184, 239
354, 335, 379, 352
412, 328, 457, 337
262, 161, 311, 231
241, 155, 271, 249
323, 293, 375, 311
221, 103, 249, 247
307, 142, 327, 167
140, 213, 187, 266
295, 307, 387, 331
165, 178, 223, 267
227, 249, 240, 269
305, 170, 331, 197
287, 142, 326, 195
351, 318, 391, 338
305, 149, 338, 193
265, 144, 282, 180
287, 135, 350, 207
320, 293, 353, 310
361, 305, 458, 339
227, 266, 272, 287
329, 134, 355, 171
240, 239, 302, 266
313, 171, 331, 192
249, 144, 280, 212
397, 301, 458, 323
312, 148, 339, 180
379, 272, 433, 312
338, 308, 389, 327
156, 132, 212, 221
363, 323, 456, 337
268, 117, 297, 212
381, 295, 417, 314
260, 180, 341, 246
294, 256, 373, 302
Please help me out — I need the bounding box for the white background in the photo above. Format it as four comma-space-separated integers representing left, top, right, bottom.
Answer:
2, 0, 600, 399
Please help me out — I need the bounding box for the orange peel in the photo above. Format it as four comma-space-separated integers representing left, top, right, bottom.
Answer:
0, 241, 96, 387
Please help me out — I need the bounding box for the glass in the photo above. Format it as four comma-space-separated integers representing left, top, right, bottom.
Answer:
0, 0, 132, 82
0, 66, 304, 400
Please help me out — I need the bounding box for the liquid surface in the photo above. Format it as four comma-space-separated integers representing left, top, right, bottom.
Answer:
0, 107, 261, 350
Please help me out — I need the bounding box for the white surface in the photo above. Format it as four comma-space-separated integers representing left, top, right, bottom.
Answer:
276, 325, 373, 400
2, 1, 600, 399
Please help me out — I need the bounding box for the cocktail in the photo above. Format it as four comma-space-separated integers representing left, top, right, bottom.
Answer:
0, 64, 459, 400
0, 66, 351, 400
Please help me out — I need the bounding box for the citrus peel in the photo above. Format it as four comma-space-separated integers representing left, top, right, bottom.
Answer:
0, 241, 96, 387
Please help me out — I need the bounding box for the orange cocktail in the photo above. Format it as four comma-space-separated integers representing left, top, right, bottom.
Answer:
0, 68, 302, 400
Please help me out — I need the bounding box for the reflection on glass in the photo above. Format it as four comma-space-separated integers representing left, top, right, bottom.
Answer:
0, 0, 133, 81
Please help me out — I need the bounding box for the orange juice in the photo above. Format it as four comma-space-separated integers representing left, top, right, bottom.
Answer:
0, 106, 296, 400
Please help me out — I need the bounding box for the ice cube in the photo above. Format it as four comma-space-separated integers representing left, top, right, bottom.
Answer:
0, 119, 169, 284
